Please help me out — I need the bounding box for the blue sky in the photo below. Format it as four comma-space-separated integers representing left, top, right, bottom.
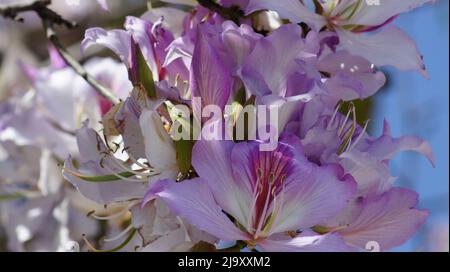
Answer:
371, 1, 449, 251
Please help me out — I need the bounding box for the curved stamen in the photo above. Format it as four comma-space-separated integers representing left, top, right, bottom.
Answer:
246, 189, 261, 233
348, 119, 370, 152
265, 182, 286, 236
82, 228, 137, 252
338, 104, 354, 137
64, 167, 136, 182
100, 163, 147, 183
254, 181, 273, 239
90, 202, 137, 221
101, 153, 155, 177
327, 103, 342, 130
103, 224, 134, 243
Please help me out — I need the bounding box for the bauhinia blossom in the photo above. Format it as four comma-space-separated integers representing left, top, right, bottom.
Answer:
246, 0, 434, 77
143, 135, 357, 251
0, 0, 437, 252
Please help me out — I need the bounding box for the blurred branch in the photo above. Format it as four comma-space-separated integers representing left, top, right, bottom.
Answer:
196, 0, 243, 24
0, 0, 120, 104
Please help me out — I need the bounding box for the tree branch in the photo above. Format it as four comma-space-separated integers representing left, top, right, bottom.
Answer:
196, 0, 244, 25
1, 0, 120, 104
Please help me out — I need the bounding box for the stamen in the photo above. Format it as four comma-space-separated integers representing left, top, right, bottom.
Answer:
64, 167, 136, 183
254, 182, 273, 239
348, 119, 370, 152
338, 103, 355, 137
103, 224, 134, 242
174, 73, 180, 88
246, 189, 261, 233
90, 202, 136, 221
100, 163, 147, 183
327, 103, 342, 130
82, 228, 137, 252
345, 0, 362, 20
263, 182, 286, 236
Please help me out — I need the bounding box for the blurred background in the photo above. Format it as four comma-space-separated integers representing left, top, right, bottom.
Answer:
0, 0, 448, 251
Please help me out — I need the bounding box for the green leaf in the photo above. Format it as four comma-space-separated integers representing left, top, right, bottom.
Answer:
136, 45, 156, 99
175, 139, 195, 175
165, 101, 197, 176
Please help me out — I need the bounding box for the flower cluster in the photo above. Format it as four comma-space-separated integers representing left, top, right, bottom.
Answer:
0, 0, 435, 252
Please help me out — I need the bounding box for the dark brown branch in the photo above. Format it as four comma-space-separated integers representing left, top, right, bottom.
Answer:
44, 21, 120, 104
196, 0, 244, 25
1, 0, 119, 104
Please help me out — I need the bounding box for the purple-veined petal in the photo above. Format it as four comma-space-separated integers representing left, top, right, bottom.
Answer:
318, 50, 386, 100
364, 119, 435, 166
337, 187, 428, 251
240, 24, 319, 97
229, 139, 356, 235
190, 26, 233, 113
144, 178, 250, 241
125, 16, 174, 81
347, 0, 435, 27
339, 149, 393, 196
141, 7, 187, 38
336, 27, 428, 77
256, 92, 316, 136
270, 163, 357, 234
192, 139, 251, 227
221, 20, 262, 69
82, 28, 132, 68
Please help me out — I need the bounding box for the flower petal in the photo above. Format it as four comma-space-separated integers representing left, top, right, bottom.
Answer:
145, 178, 249, 241
338, 187, 428, 251
364, 119, 435, 166
245, 0, 326, 30
271, 164, 357, 234
82, 28, 132, 68
62, 126, 148, 204
336, 27, 428, 77
139, 109, 178, 176
258, 232, 352, 252
190, 26, 233, 112
240, 24, 319, 97
347, 0, 434, 27
192, 140, 251, 227
318, 50, 386, 100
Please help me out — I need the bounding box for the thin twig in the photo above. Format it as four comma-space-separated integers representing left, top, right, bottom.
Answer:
196, 0, 244, 25
1, 0, 119, 104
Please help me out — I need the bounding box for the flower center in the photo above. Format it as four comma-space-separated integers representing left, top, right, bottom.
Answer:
247, 145, 294, 238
